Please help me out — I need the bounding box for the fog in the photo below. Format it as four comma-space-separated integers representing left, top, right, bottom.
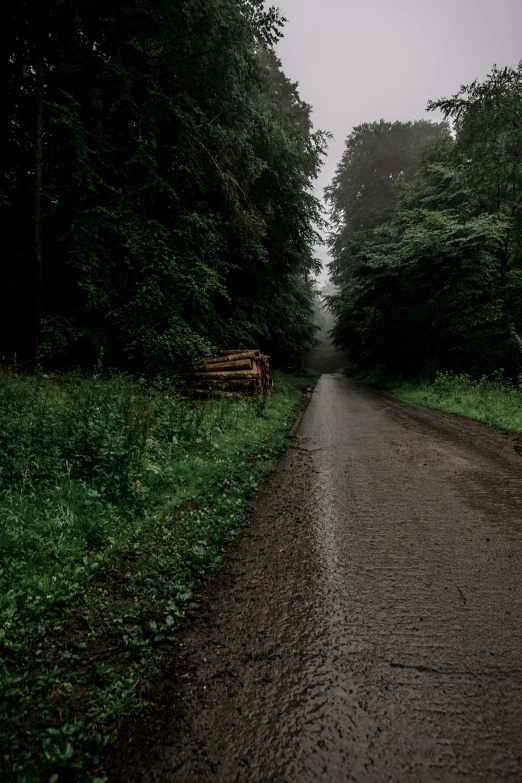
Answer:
276, 0, 522, 280
307, 282, 347, 373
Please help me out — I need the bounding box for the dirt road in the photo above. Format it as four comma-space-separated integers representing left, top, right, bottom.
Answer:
109, 375, 522, 782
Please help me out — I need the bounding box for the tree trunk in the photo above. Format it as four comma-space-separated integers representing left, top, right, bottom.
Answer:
34, 47, 44, 364
498, 245, 522, 377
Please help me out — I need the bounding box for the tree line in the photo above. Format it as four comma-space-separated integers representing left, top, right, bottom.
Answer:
327, 64, 522, 378
1, 0, 327, 372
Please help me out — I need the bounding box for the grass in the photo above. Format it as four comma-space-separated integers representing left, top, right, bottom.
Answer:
353, 367, 522, 432
0, 369, 313, 782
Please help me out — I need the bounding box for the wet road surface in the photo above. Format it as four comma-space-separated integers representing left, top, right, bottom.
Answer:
110, 375, 522, 782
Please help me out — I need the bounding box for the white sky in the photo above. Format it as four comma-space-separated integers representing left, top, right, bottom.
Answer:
275, 0, 522, 282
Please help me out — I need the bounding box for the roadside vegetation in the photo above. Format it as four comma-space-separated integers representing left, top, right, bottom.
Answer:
1, 3, 325, 779
0, 369, 311, 782
354, 368, 522, 433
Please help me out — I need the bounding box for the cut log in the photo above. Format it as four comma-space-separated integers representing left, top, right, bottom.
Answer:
191, 379, 257, 387
176, 359, 252, 373
181, 371, 259, 380
205, 351, 258, 363
173, 348, 272, 396
174, 354, 258, 370
217, 349, 260, 357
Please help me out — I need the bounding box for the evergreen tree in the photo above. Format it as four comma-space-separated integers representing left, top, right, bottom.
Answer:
325, 120, 449, 235
0, 0, 325, 370
327, 68, 522, 377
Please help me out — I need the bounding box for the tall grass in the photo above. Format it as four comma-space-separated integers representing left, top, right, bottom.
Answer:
355, 367, 522, 432
0, 369, 309, 780
0, 370, 300, 643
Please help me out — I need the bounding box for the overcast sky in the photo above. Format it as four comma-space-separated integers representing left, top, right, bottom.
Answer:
275, 0, 522, 280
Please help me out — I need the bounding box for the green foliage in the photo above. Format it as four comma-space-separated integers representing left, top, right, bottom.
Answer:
0, 369, 308, 780
1, 1, 325, 370
325, 120, 449, 234
367, 370, 522, 433
327, 64, 522, 378
329, 203, 507, 374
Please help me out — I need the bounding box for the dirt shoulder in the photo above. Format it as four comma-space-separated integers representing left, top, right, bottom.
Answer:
105, 379, 318, 781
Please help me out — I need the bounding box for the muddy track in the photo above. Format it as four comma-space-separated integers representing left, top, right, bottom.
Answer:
108, 375, 522, 782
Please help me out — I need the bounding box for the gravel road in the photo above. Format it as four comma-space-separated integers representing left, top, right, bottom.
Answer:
109, 374, 522, 782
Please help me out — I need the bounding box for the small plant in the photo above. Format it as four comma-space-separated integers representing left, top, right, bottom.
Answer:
360, 367, 522, 433
0, 369, 309, 781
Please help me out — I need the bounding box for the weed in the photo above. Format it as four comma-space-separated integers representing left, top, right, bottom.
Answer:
0, 369, 310, 781
355, 367, 522, 432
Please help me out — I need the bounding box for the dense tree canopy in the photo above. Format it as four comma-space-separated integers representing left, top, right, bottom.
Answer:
325, 120, 449, 234
1, 0, 327, 371
327, 65, 522, 377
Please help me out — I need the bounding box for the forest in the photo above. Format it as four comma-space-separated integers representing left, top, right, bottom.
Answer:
2, 0, 522, 778
1, 3, 327, 780
1, 0, 327, 372
326, 63, 522, 380
7, 1, 521, 384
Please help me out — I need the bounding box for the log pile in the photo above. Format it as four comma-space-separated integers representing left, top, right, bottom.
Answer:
174, 350, 273, 395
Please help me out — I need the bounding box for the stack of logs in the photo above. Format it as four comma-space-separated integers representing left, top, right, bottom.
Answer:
174, 350, 273, 395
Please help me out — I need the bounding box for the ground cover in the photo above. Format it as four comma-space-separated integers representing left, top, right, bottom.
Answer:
0, 370, 312, 782
354, 368, 522, 433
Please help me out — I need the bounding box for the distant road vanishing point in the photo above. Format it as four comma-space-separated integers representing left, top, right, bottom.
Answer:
110, 374, 522, 782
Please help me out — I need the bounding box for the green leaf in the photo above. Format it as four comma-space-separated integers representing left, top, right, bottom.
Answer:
17, 762, 38, 783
